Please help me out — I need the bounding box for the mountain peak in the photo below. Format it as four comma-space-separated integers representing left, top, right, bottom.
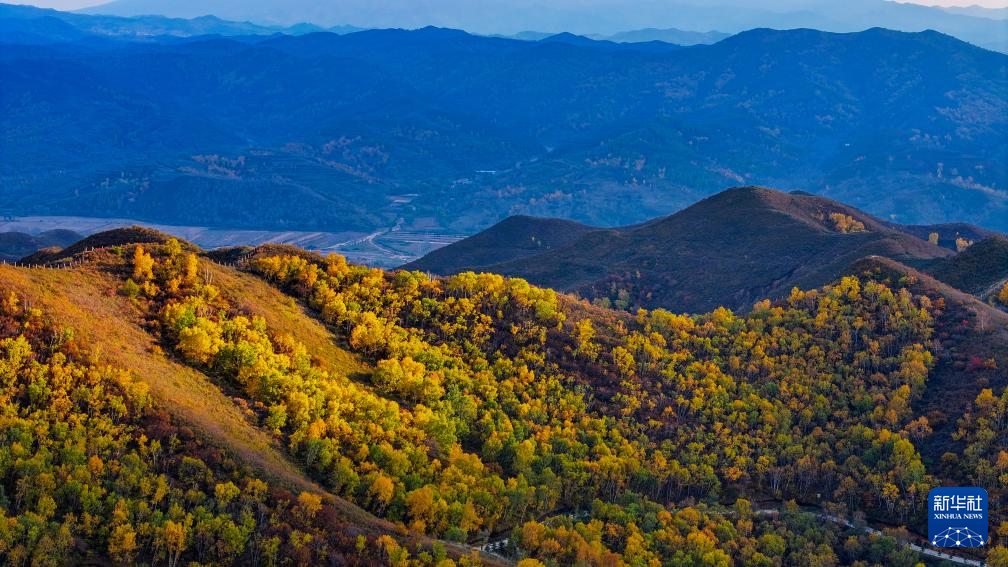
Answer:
409, 186, 953, 312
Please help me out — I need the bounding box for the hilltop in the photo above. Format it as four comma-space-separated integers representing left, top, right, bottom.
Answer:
409, 215, 594, 275
925, 235, 1008, 299
19, 225, 193, 264
0, 229, 80, 261
409, 186, 959, 312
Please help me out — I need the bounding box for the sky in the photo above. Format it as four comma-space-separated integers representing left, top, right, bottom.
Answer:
15, 0, 1008, 10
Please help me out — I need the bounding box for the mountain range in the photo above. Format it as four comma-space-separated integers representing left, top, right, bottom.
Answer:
0, 3, 363, 40
408, 186, 1008, 313
4, 2, 1008, 565
81, 0, 1008, 52
2, 7, 1006, 239
0, 4, 732, 46
596, 28, 731, 45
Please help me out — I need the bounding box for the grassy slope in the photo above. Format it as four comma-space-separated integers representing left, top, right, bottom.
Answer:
0, 258, 507, 563
206, 262, 370, 376
0, 262, 333, 492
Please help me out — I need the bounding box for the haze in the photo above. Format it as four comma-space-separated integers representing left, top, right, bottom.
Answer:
17, 0, 1008, 13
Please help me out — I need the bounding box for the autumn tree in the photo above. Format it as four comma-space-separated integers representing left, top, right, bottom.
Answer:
132, 245, 155, 281
162, 519, 190, 567
573, 318, 600, 361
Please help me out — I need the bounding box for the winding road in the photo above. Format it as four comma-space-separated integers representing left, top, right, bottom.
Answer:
479, 507, 988, 565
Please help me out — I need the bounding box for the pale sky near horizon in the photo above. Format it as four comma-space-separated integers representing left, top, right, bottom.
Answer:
14, 0, 1008, 9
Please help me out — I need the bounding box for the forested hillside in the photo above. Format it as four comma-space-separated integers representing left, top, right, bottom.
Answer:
0, 231, 1004, 565
3, 17, 1006, 234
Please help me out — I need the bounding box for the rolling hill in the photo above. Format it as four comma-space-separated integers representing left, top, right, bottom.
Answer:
408, 186, 972, 312
0, 229, 82, 261
0, 229, 505, 566
408, 215, 595, 275
2, 14, 1006, 236
0, 228, 1005, 564
924, 235, 1008, 300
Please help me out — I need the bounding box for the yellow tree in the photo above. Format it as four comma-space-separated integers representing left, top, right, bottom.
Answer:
369, 475, 395, 513
989, 547, 1008, 567
132, 245, 155, 281
162, 518, 190, 567
185, 253, 200, 283
296, 492, 323, 523
573, 319, 600, 361
108, 524, 138, 566
612, 346, 636, 377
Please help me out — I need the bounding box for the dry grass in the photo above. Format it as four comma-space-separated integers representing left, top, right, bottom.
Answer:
0, 263, 326, 490
0, 262, 508, 564
205, 262, 369, 378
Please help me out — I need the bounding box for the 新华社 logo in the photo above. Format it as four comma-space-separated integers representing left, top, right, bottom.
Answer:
928, 487, 988, 548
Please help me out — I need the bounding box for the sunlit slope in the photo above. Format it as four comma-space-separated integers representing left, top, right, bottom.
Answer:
205, 261, 370, 376
5, 227, 516, 563
0, 259, 417, 539
0, 263, 329, 490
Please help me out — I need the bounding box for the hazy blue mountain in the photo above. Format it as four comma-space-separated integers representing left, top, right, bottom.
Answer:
2, 16, 1005, 235
600, 28, 730, 45
508, 29, 728, 46
82, 0, 1008, 51
940, 5, 1008, 20
537, 32, 683, 52
504, 30, 554, 41
0, 3, 364, 39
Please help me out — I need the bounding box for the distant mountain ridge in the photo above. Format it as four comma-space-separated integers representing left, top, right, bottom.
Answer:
407, 186, 995, 313
940, 4, 1008, 20
2, 18, 1005, 237
0, 3, 363, 39
502, 29, 730, 46
81, 0, 1008, 52
598, 28, 730, 45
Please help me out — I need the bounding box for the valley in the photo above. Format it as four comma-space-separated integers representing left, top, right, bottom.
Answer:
0, 215, 465, 267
